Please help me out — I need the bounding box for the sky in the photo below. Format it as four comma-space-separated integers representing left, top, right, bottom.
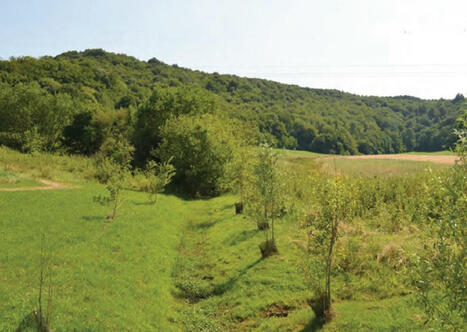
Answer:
1, 0, 466, 99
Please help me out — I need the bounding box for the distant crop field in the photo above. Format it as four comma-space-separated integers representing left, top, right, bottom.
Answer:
318, 157, 450, 176
280, 149, 453, 176
337, 153, 457, 165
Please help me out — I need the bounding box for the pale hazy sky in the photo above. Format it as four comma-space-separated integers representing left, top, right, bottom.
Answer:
1, 0, 466, 99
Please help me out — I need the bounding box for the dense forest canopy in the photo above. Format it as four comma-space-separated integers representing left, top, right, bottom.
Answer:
0, 49, 465, 156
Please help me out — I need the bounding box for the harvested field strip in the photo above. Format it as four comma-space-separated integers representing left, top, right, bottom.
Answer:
334, 154, 457, 165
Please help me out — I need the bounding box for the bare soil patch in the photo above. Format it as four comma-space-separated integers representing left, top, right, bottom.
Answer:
261, 303, 292, 318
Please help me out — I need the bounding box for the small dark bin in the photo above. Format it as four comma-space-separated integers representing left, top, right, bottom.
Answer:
235, 202, 243, 214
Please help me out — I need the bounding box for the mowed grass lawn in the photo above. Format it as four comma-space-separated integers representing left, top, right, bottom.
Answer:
0, 180, 219, 330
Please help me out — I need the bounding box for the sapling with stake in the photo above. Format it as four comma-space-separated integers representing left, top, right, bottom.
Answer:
303, 175, 354, 322
248, 144, 287, 258
144, 157, 175, 205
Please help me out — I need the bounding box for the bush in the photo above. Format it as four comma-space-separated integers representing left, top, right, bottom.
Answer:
259, 239, 278, 258
413, 129, 466, 329
156, 114, 243, 197
133, 85, 216, 163
93, 134, 133, 220
143, 158, 175, 204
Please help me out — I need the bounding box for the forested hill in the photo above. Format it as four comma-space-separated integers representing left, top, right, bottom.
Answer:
0, 49, 465, 155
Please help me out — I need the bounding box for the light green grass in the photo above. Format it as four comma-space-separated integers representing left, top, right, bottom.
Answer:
0, 169, 44, 188
277, 149, 324, 158
0, 182, 198, 330
0, 146, 96, 183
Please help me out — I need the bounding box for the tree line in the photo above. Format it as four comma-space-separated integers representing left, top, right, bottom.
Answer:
0, 49, 465, 158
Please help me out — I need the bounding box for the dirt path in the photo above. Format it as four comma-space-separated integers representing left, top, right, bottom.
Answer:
0, 179, 69, 192
321, 154, 458, 165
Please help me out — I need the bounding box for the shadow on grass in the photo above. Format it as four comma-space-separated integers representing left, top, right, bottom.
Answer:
163, 186, 214, 202
173, 258, 262, 302
82, 215, 104, 221
222, 203, 234, 211
227, 229, 260, 246
132, 200, 155, 206
301, 316, 324, 332
15, 311, 43, 332
190, 215, 232, 230
213, 258, 262, 295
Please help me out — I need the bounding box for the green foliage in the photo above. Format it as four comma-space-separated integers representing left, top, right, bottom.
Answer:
230, 144, 255, 206
302, 176, 356, 318
133, 85, 216, 163
247, 144, 288, 256
0, 50, 464, 157
413, 129, 466, 329
143, 158, 175, 204
156, 114, 242, 197
93, 134, 133, 220
0, 82, 75, 152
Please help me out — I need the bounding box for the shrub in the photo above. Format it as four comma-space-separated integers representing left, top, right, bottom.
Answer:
156, 114, 243, 197
133, 85, 216, 163
246, 144, 288, 256
413, 128, 466, 329
143, 158, 175, 204
302, 176, 355, 321
93, 134, 133, 220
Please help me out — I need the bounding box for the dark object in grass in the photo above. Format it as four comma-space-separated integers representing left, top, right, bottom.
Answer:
259, 240, 278, 258
234, 202, 243, 214
15, 311, 52, 332
262, 303, 291, 317
257, 221, 269, 230
308, 295, 335, 323
35, 310, 52, 332
276, 206, 288, 218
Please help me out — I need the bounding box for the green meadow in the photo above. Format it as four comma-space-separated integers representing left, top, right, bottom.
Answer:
1, 146, 452, 331
0, 169, 44, 188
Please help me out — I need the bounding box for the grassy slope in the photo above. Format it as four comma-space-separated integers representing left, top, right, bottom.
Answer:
0, 169, 44, 188
171, 196, 426, 331
0, 182, 197, 330
170, 151, 433, 331
0, 147, 208, 330
0, 147, 435, 331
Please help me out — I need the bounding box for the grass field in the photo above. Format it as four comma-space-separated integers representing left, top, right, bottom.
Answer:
0, 169, 44, 188
318, 158, 447, 176
0, 147, 445, 331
